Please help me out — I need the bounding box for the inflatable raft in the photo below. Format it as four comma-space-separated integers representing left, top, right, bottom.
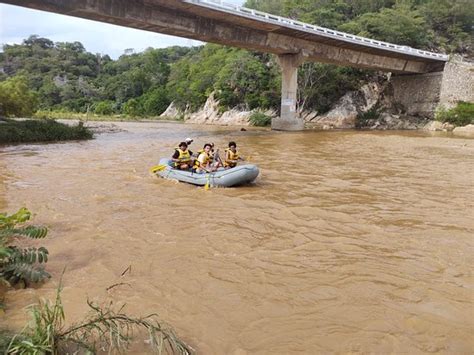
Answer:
155, 158, 259, 187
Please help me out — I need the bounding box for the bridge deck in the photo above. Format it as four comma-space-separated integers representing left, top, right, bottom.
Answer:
181, 0, 448, 63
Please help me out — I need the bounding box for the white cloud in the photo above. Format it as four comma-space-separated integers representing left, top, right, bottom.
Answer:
0, 0, 245, 58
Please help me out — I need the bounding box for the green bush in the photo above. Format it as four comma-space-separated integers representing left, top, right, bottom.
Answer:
122, 98, 144, 117
0, 76, 39, 117
249, 111, 272, 127
94, 100, 115, 115
435, 102, 474, 126
0, 119, 93, 144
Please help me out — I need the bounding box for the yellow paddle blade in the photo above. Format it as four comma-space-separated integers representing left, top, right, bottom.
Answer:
149, 164, 167, 173
205, 174, 210, 190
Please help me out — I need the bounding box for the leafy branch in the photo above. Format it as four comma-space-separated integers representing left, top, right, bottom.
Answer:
0, 208, 50, 287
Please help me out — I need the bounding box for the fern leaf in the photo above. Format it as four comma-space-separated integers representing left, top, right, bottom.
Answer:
0, 261, 51, 285
1, 226, 48, 239
8, 247, 49, 265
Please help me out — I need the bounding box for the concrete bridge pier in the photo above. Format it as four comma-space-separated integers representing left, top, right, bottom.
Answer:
272, 54, 305, 131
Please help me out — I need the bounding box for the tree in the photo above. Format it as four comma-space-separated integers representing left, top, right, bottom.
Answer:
418, 0, 473, 55
244, 0, 285, 14
339, 3, 432, 48
214, 50, 280, 110
0, 76, 39, 117
141, 87, 170, 116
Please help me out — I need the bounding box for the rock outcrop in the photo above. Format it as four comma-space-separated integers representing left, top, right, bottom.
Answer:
306, 79, 440, 130
160, 93, 274, 126
306, 82, 383, 129
185, 93, 253, 126
160, 101, 181, 119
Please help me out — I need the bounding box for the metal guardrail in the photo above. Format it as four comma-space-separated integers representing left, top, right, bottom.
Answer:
184, 0, 449, 61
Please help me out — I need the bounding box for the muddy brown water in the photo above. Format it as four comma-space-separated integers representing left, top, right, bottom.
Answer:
1, 122, 473, 354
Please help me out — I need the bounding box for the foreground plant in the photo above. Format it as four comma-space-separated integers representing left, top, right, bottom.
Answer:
7, 285, 192, 354
0, 208, 50, 287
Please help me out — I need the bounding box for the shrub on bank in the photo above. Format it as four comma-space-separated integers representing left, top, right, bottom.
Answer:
435, 101, 474, 126
93, 100, 116, 115
249, 111, 272, 127
0, 119, 93, 144
355, 106, 381, 128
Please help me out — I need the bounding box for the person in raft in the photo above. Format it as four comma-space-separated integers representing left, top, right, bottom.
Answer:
172, 142, 192, 170
194, 143, 217, 173
184, 138, 194, 156
224, 141, 245, 169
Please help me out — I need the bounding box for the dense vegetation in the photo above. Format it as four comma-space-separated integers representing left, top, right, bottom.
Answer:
436, 101, 474, 126
0, 0, 471, 120
0, 118, 92, 144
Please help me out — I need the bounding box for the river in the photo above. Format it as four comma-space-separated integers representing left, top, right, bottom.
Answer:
1, 121, 473, 354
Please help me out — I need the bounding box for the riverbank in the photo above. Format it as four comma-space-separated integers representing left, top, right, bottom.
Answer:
158, 87, 474, 133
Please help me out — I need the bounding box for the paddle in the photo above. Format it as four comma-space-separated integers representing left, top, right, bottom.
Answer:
205, 173, 211, 190
149, 164, 168, 173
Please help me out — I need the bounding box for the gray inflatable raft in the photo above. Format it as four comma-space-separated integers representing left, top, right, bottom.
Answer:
156, 158, 259, 187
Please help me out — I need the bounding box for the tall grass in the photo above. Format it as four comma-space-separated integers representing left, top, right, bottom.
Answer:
6, 284, 193, 354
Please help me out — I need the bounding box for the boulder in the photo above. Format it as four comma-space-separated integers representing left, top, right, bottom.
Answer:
453, 124, 474, 136
424, 121, 459, 132
423, 121, 445, 131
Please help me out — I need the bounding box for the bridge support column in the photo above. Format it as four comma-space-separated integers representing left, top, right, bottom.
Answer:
272, 54, 305, 131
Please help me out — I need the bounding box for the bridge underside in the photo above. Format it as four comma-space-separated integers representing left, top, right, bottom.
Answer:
3, 0, 444, 74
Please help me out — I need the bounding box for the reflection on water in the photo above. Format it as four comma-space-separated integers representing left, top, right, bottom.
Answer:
0, 122, 473, 354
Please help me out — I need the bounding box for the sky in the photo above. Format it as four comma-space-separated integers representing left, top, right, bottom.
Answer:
0, 0, 245, 58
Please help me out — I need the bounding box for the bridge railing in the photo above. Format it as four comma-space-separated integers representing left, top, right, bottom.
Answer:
185, 0, 448, 61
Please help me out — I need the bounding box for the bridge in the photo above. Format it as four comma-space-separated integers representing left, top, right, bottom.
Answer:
1, 0, 453, 130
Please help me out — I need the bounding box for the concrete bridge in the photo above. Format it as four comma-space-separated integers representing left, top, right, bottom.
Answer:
2, 0, 457, 130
